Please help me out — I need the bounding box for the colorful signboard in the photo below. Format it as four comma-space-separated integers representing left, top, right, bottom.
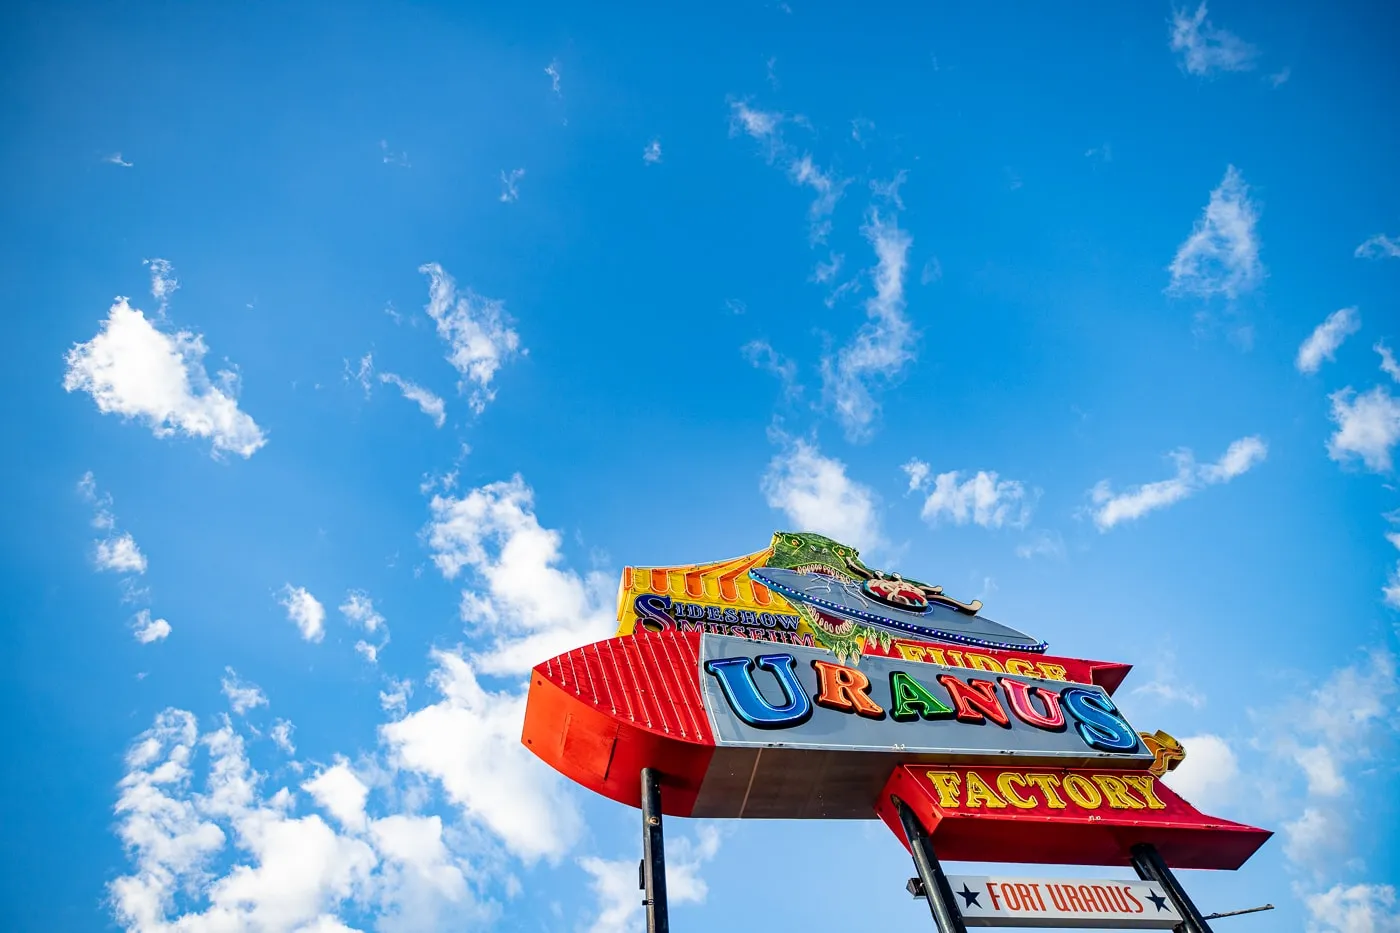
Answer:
524, 530, 1271, 877
943, 875, 1183, 928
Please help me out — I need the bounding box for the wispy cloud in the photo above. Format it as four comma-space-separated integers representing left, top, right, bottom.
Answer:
545, 59, 561, 96
822, 211, 915, 440
1267, 66, 1291, 87
1296, 307, 1361, 374
742, 341, 801, 399
96, 532, 148, 574
1089, 435, 1268, 530
379, 140, 410, 167
906, 461, 1033, 529
1015, 530, 1066, 560
1168, 165, 1263, 299
499, 168, 525, 203
417, 263, 522, 414
220, 667, 268, 715
580, 828, 720, 933
340, 591, 389, 664
103, 152, 133, 167
642, 139, 662, 164
379, 372, 446, 427
1377, 342, 1400, 383
728, 100, 847, 243
762, 436, 881, 552
1355, 233, 1400, 260
1327, 386, 1400, 472
1169, 3, 1258, 76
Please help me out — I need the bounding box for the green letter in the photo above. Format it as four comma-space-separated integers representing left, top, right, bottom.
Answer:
889, 670, 954, 722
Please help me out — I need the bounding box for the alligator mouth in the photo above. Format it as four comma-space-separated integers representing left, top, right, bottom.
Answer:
810, 610, 856, 637
789, 563, 856, 584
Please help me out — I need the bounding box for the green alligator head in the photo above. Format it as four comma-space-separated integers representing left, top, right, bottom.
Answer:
764, 531, 892, 664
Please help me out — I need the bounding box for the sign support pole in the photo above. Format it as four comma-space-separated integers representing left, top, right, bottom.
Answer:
640, 768, 670, 933
894, 796, 968, 933
1131, 843, 1213, 933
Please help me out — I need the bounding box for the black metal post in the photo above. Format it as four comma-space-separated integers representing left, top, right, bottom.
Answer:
640, 768, 670, 933
1131, 843, 1213, 933
894, 796, 968, 933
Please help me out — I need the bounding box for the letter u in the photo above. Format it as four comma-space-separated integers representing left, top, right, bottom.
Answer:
704, 654, 813, 729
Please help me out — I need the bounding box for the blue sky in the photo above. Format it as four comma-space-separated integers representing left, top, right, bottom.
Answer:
3, 0, 1400, 930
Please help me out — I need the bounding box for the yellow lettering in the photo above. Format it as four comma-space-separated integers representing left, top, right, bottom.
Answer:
996, 772, 1037, 809
946, 650, 966, 667
1036, 663, 1069, 682
925, 771, 963, 808
1004, 658, 1037, 677
1121, 774, 1167, 810
1024, 773, 1068, 809
964, 772, 1008, 808
895, 643, 928, 662
927, 648, 949, 666
1062, 774, 1103, 809
1091, 774, 1145, 809
966, 653, 1004, 673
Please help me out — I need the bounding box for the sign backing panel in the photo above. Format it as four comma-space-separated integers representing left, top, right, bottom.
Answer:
945, 875, 1182, 928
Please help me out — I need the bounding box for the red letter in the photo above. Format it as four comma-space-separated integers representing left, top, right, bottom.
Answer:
936, 676, 1010, 726
1000, 678, 1066, 730
812, 660, 885, 719
1123, 887, 1143, 913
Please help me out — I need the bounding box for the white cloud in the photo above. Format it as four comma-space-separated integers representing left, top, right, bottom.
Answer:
221, 668, 268, 716
105, 152, 134, 167
498, 168, 524, 203
913, 470, 1033, 530
742, 340, 801, 399
1130, 653, 1205, 709
422, 476, 615, 674
1263, 650, 1398, 874
1167, 165, 1263, 300
379, 678, 413, 718
1327, 386, 1400, 472
729, 100, 782, 147
270, 718, 296, 755
902, 458, 931, 492
1015, 530, 1065, 560
64, 297, 267, 458
761, 437, 881, 552
417, 263, 522, 415
379, 140, 410, 168
788, 154, 846, 243
131, 610, 171, 644
869, 170, 907, 210
97, 532, 149, 574
379, 372, 446, 427
1385, 564, 1400, 610
1161, 734, 1238, 811
544, 59, 561, 95
78, 471, 116, 529
642, 139, 662, 164
822, 211, 915, 440
339, 592, 386, 634
144, 259, 179, 314
383, 649, 583, 863
280, 585, 327, 643
1305, 883, 1400, 933
1297, 307, 1361, 374
1090, 435, 1267, 530
1376, 342, 1400, 383
1169, 3, 1258, 76
1268, 66, 1292, 88
303, 761, 369, 832
580, 827, 721, 933
1355, 234, 1400, 260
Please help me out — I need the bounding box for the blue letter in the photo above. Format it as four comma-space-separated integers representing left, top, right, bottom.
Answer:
1062, 688, 1140, 753
704, 654, 812, 729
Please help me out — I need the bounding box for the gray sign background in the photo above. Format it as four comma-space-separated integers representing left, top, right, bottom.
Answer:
698, 633, 1153, 765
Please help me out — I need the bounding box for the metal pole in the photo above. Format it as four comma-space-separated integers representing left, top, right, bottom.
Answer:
1204, 904, 1274, 921
1131, 843, 1213, 933
894, 796, 968, 933
640, 768, 670, 933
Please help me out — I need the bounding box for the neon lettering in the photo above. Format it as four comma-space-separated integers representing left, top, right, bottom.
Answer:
889, 670, 954, 721
1061, 774, 1103, 808
703, 654, 812, 729
963, 772, 1008, 808
1091, 774, 1145, 809
1120, 774, 1168, 809
1000, 678, 1066, 731
995, 772, 1038, 809
937, 676, 1011, 727
925, 770, 963, 808
1062, 687, 1140, 752
1023, 773, 1069, 808
812, 660, 886, 719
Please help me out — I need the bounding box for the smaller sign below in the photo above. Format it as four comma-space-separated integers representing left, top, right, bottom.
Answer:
944, 875, 1182, 929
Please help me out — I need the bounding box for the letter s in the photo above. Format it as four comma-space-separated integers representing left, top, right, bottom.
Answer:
1062, 687, 1140, 753
633, 594, 675, 633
